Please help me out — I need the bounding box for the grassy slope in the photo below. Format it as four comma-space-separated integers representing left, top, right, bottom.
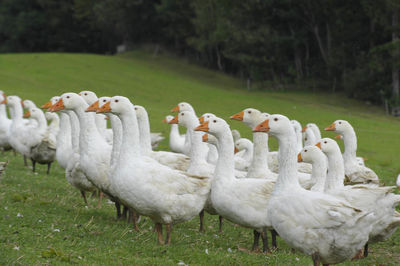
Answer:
0, 50, 399, 265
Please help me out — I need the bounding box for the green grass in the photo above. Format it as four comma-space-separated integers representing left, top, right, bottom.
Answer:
0, 50, 399, 265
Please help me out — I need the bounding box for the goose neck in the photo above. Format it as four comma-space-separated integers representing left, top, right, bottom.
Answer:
0, 104, 7, 119
119, 108, 141, 159
187, 126, 209, 171
74, 105, 102, 156
295, 129, 303, 153
274, 131, 301, 192
67, 111, 80, 153
137, 113, 152, 154
10, 104, 23, 121
57, 112, 71, 150
214, 130, 235, 182
109, 114, 122, 170
310, 156, 327, 192
247, 132, 271, 177
342, 128, 357, 161
325, 150, 345, 191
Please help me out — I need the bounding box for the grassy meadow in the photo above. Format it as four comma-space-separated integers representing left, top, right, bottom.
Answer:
0, 50, 399, 265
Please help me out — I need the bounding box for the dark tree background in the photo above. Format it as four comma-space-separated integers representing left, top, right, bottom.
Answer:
0, 0, 399, 107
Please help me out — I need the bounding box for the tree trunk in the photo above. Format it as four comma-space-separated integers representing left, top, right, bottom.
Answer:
392, 8, 399, 99
216, 45, 223, 71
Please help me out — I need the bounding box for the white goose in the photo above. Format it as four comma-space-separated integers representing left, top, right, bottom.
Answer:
45, 112, 59, 146
290, 120, 303, 153
24, 108, 53, 173
42, 97, 72, 170
135, 105, 189, 171
302, 125, 317, 146
99, 96, 210, 245
254, 115, 374, 265
170, 102, 194, 156
230, 108, 277, 180
334, 134, 365, 166
325, 120, 379, 184
195, 117, 276, 252
306, 123, 322, 141
234, 138, 253, 171
0, 92, 12, 151
297, 146, 327, 192
199, 113, 219, 165
162, 115, 186, 153
317, 137, 400, 258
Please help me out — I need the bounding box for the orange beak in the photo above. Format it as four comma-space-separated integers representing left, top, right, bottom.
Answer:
301, 126, 307, 133
202, 133, 208, 142
41, 101, 52, 109
171, 105, 179, 113
230, 111, 244, 121
253, 119, 269, 132
0, 97, 6, 104
325, 123, 336, 131
85, 100, 99, 112
105, 116, 109, 120
194, 121, 209, 132
335, 135, 342, 140
315, 142, 321, 149
199, 116, 205, 123
97, 101, 111, 113
50, 98, 65, 112
168, 115, 179, 124
23, 111, 31, 118
162, 118, 168, 123
234, 147, 239, 154
78, 93, 81, 96
297, 153, 303, 162
21, 100, 24, 108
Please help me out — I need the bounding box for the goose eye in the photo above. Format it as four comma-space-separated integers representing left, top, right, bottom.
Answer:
115, 99, 119, 103
304, 149, 307, 152
66, 96, 70, 99
305, 138, 308, 141
274, 118, 278, 121
339, 122, 342, 124
248, 111, 251, 114
213, 120, 216, 123
324, 141, 327, 144
103, 100, 106, 102
181, 113, 184, 116
84, 93, 87, 96
134, 107, 137, 110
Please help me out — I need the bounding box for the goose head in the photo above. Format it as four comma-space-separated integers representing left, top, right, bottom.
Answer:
45, 112, 58, 121
171, 102, 195, 113
168, 110, 197, 129
79, 90, 98, 105
23, 100, 36, 110
199, 113, 216, 123
291, 120, 302, 133
235, 138, 252, 153
50, 93, 87, 112
24, 107, 44, 120
133, 105, 148, 121
315, 138, 341, 156
253, 114, 291, 137
230, 108, 265, 129
325, 120, 352, 134
162, 115, 174, 124
41, 96, 60, 109
202, 133, 218, 146
195, 116, 230, 138
298, 145, 324, 163
5, 95, 23, 108
306, 123, 320, 133
97, 96, 133, 115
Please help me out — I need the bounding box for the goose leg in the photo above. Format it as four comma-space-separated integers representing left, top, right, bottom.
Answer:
122, 205, 128, 220
218, 216, 223, 233
155, 223, 163, 245
46, 163, 51, 175
80, 190, 88, 206
115, 201, 121, 219
165, 223, 172, 245
96, 191, 103, 208
199, 209, 205, 232
31, 159, 36, 172
364, 243, 368, 257
91, 190, 97, 198
132, 210, 140, 232
312, 253, 321, 266
251, 230, 260, 251
261, 228, 270, 253
271, 229, 277, 249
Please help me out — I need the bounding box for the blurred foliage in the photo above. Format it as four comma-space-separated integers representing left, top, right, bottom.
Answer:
0, 0, 399, 106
